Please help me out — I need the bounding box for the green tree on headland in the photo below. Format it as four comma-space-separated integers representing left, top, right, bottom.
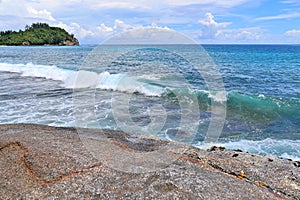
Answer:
0, 23, 79, 46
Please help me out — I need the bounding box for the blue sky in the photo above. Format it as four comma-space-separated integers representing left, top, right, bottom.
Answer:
0, 0, 300, 44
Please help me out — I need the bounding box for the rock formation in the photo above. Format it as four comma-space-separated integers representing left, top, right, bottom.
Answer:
0, 124, 299, 199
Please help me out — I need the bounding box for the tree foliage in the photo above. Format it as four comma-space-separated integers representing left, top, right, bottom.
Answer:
0, 23, 76, 45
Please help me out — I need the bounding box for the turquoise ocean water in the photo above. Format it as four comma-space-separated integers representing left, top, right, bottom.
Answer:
0, 45, 299, 160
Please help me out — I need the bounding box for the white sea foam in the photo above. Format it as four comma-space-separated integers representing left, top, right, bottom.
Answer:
0, 62, 229, 99
196, 138, 300, 161
0, 62, 74, 81
208, 91, 227, 103
97, 73, 164, 96
0, 62, 164, 97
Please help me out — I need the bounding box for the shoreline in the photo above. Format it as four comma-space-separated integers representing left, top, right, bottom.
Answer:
0, 123, 299, 199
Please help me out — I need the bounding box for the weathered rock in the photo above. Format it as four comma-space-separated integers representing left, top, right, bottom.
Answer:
0, 124, 299, 199
60, 37, 79, 46
22, 41, 30, 46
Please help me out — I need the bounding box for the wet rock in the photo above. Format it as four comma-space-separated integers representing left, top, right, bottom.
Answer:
294, 161, 300, 168
234, 149, 243, 152
208, 146, 226, 152
232, 153, 239, 157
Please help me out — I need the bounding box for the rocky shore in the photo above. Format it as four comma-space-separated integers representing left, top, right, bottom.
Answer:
0, 124, 299, 199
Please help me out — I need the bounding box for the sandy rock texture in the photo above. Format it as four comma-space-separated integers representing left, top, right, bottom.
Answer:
0, 124, 299, 199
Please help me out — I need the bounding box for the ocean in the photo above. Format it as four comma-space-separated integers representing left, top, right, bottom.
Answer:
0, 44, 299, 161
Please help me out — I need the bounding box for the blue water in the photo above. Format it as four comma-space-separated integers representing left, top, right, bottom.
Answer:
0, 45, 299, 160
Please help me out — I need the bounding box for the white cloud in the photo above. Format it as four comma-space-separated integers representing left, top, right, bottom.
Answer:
91, 1, 149, 9
27, 6, 56, 21
97, 19, 173, 39
281, 0, 300, 5
190, 13, 264, 43
79, 0, 253, 10
105, 26, 192, 44
285, 29, 300, 37
56, 19, 135, 42
95, 23, 115, 39
198, 13, 231, 39
113, 19, 135, 32
56, 22, 95, 38
165, 0, 251, 8
0, 1, 56, 21
97, 23, 114, 33
96, 19, 137, 38
255, 13, 300, 21
217, 27, 264, 41
199, 13, 231, 28
54, 20, 176, 44
70, 23, 95, 38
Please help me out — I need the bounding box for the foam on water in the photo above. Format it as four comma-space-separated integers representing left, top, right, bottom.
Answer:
196, 138, 300, 161
208, 91, 227, 103
96, 72, 164, 96
0, 62, 165, 97
0, 62, 74, 81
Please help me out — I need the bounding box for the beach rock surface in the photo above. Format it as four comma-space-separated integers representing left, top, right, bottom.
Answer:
0, 124, 299, 199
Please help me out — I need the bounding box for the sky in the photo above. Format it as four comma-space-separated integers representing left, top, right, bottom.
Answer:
0, 0, 300, 44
